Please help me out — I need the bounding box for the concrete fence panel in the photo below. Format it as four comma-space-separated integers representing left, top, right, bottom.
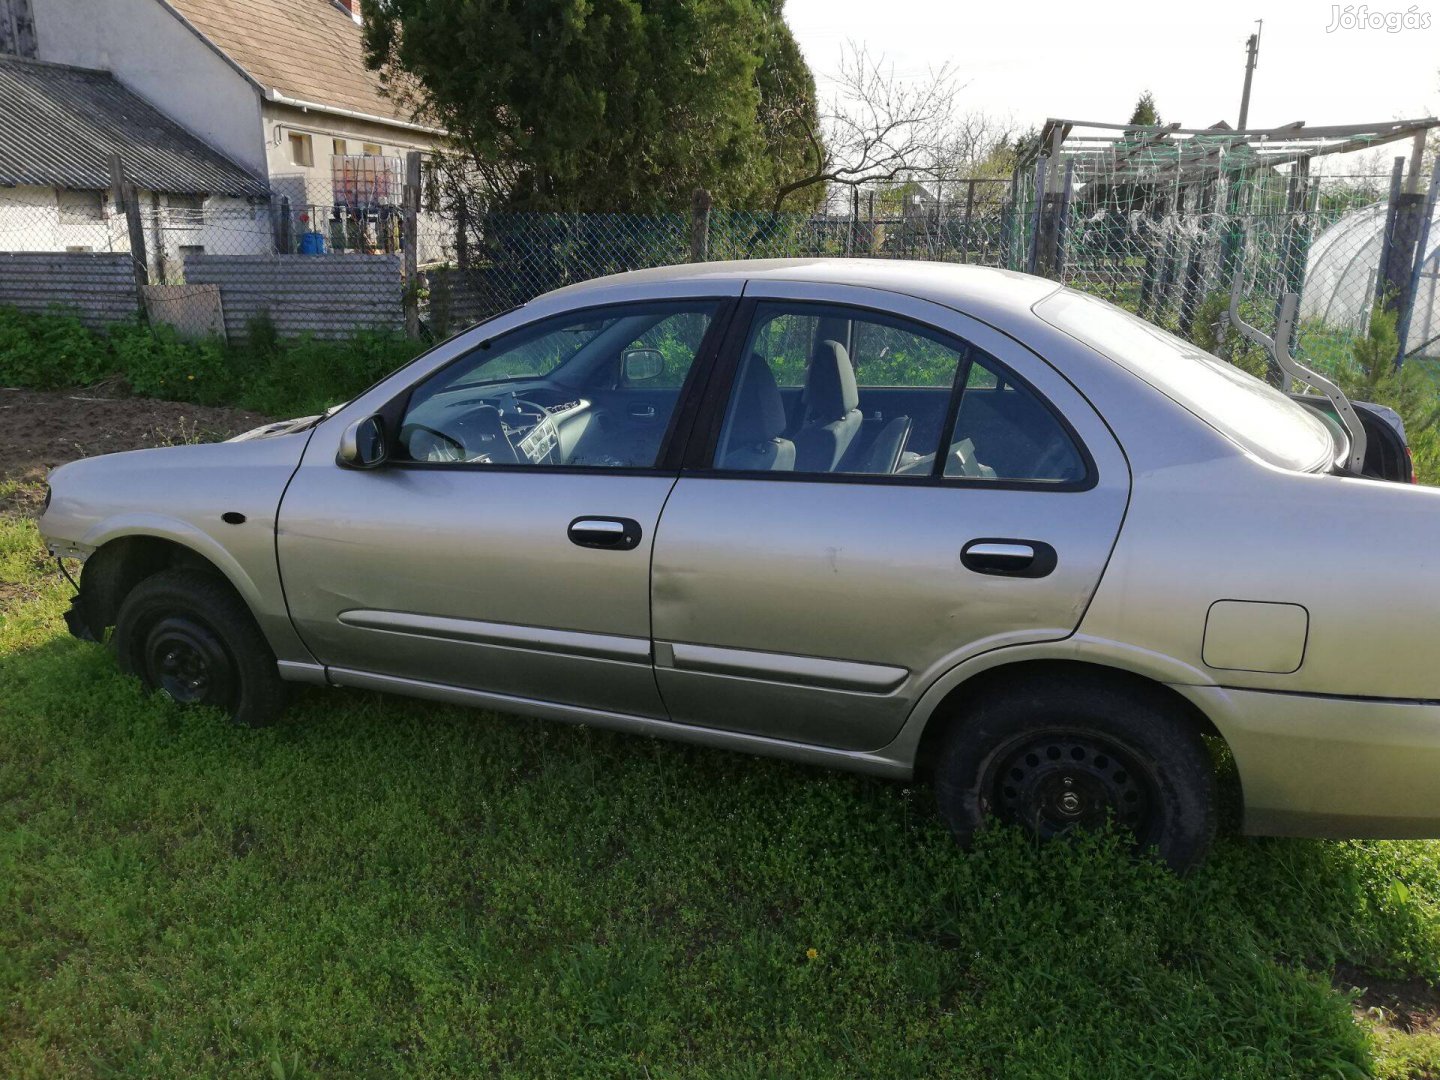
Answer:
182, 254, 404, 340
0, 252, 139, 327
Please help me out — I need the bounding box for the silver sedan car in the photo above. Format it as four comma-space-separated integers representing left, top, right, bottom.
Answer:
39, 260, 1432, 870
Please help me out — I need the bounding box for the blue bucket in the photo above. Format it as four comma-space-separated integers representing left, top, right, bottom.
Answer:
299, 231, 326, 255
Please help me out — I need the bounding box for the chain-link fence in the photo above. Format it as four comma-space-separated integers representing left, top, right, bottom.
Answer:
1, 155, 1434, 381
991, 159, 1440, 379
0, 186, 413, 341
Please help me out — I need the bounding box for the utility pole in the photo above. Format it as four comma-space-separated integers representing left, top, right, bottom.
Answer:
1237, 20, 1262, 129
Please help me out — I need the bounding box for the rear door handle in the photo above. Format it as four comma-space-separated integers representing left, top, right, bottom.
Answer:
568, 516, 643, 551
960, 538, 1057, 578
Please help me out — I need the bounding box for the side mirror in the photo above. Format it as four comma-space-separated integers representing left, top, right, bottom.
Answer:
621, 347, 665, 385
336, 414, 389, 469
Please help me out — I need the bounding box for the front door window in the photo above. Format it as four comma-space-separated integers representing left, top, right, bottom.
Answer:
398, 301, 721, 468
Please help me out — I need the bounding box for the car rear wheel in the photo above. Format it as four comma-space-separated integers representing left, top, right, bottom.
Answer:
113, 568, 289, 728
933, 675, 1215, 872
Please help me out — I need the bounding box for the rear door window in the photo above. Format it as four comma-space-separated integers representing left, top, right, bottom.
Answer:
710, 301, 1087, 484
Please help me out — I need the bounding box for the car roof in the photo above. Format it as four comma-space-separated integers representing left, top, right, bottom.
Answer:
544, 258, 1062, 329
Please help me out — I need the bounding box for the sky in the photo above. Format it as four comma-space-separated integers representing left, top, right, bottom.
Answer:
786, 0, 1438, 168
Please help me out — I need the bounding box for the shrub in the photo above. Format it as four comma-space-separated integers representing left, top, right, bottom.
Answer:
0, 305, 116, 389
109, 321, 235, 405
0, 303, 425, 418
239, 329, 420, 417
1191, 290, 1273, 380
1330, 305, 1440, 484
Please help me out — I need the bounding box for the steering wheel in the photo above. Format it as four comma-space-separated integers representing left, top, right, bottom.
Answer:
399, 422, 466, 462
402, 397, 561, 465
402, 405, 524, 463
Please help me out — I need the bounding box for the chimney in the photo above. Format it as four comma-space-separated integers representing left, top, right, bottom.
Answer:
333, 0, 361, 24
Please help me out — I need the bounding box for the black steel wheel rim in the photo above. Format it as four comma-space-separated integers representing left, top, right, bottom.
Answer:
142, 616, 236, 708
984, 729, 1159, 845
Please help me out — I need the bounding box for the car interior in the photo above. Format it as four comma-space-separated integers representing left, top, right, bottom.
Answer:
399, 303, 714, 469
396, 299, 1086, 483
715, 307, 1087, 483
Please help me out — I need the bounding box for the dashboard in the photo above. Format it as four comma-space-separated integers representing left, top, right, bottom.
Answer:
401, 384, 592, 465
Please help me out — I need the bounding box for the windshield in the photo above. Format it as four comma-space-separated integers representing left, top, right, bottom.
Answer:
1035, 289, 1337, 473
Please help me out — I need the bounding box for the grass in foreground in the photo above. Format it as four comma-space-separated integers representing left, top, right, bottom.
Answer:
5, 502, 1440, 1077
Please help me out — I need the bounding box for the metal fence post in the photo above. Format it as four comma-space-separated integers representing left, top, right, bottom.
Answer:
1139, 192, 1168, 317
960, 179, 976, 264
276, 196, 293, 255
402, 150, 422, 340
455, 192, 470, 271
1032, 159, 1070, 281
1376, 156, 1405, 310
1025, 155, 1048, 275
1179, 179, 1216, 335
1219, 156, 1250, 287
690, 188, 711, 263
108, 153, 148, 317
1155, 186, 1184, 320
1274, 157, 1312, 358
1054, 160, 1075, 282
1396, 159, 1440, 366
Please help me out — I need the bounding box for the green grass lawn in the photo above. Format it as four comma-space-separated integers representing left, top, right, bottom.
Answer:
6, 487, 1440, 1077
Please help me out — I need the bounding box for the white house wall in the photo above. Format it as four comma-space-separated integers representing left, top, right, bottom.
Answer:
151, 194, 274, 283
29, 0, 266, 179
0, 185, 127, 253
0, 187, 275, 274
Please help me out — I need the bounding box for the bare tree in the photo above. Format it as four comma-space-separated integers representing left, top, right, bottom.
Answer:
771, 44, 964, 212
934, 110, 1022, 181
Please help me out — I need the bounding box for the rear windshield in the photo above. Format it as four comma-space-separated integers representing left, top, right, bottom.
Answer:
1035, 289, 1337, 472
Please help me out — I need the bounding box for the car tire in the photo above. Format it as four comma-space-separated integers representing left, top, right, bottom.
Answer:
933, 674, 1216, 873
113, 568, 290, 728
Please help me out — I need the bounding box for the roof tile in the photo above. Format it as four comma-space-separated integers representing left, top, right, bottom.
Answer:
164, 0, 417, 124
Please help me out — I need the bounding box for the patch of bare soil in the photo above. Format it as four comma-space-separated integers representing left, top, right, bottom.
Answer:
0, 388, 270, 516
1336, 962, 1440, 1036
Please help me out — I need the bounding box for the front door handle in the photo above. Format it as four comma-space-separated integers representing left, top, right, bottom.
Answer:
960, 538, 1057, 578
628, 403, 657, 419
568, 516, 643, 551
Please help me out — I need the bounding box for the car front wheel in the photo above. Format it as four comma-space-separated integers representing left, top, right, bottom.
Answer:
933, 673, 1216, 872
113, 568, 289, 727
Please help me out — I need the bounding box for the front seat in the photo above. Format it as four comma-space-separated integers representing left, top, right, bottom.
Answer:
720, 356, 796, 471
794, 340, 862, 473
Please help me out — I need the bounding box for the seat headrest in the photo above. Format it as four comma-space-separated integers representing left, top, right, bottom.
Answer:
727, 354, 788, 446
804, 340, 860, 421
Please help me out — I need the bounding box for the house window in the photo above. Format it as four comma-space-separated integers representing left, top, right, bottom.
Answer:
56, 189, 104, 225
332, 138, 347, 157
289, 132, 315, 167
362, 142, 381, 156
179, 244, 205, 256
168, 194, 206, 211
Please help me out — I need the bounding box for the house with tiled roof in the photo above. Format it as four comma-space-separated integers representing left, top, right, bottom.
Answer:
9, 0, 446, 224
